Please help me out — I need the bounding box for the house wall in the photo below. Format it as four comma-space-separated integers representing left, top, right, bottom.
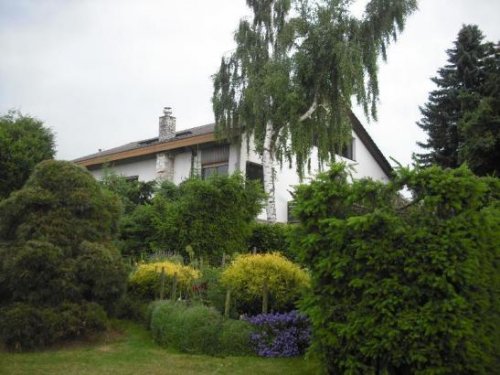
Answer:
173, 151, 192, 184
240, 129, 390, 222
346, 132, 389, 182
88, 156, 157, 181
85, 129, 389, 223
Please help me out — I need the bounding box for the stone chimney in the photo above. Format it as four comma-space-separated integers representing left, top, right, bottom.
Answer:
159, 107, 176, 142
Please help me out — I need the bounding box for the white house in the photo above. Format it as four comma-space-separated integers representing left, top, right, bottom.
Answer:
74, 107, 392, 222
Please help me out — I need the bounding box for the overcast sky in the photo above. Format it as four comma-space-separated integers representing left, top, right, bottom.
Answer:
1, 0, 499, 167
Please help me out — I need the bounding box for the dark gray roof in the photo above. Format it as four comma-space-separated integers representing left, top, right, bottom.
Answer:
73, 123, 214, 163
74, 116, 392, 177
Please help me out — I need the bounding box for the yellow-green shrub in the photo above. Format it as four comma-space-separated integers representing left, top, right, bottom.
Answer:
128, 261, 200, 300
221, 253, 310, 313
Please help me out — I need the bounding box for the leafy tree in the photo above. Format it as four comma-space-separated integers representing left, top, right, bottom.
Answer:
120, 174, 265, 262
0, 111, 55, 199
416, 25, 500, 175
292, 163, 500, 374
213, 0, 417, 221
100, 170, 155, 213
0, 161, 127, 350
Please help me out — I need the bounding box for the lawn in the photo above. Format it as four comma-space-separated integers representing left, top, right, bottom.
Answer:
0, 321, 321, 375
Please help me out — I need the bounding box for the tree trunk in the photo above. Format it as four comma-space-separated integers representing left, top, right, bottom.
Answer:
262, 121, 277, 222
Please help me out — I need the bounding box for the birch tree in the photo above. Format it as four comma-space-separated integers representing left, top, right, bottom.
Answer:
213, 0, 417, 222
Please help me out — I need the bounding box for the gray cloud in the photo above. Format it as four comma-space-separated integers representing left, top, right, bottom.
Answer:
1, 0, 499, 167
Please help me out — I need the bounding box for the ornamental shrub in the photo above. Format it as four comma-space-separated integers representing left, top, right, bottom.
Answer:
148, 174, 265, 263
292, 163, 500, 374
0, 160, 127, 350
245, 311, 311, 357
220, 319, 254, 356
247, 222, 295, 260
221, 253, 310, 314
0, 302, 107, 351
128, 260, 200, 300
150, 301, 222, 355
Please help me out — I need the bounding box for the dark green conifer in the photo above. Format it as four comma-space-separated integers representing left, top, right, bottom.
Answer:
416, 25, 500, 175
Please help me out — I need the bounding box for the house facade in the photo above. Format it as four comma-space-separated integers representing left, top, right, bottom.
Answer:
74, 107, 392, 222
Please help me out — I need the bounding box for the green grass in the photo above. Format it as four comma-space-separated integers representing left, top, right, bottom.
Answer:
0, 321, 321, 375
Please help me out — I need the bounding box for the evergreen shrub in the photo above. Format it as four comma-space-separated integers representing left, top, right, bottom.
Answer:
0, 160, 127, 350
0, 302, 107, 351
293, 163, 500, 374
247, 222, 295, 260
150, 301, 222, 355
220, 319, 254, 356
221, 253, 310, 314
128, 261, 200, 300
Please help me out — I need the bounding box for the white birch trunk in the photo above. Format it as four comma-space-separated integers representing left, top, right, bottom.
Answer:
262, 120, 277, 223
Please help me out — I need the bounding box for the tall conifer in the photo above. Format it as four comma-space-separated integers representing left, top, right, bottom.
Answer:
416, 25, 500, 175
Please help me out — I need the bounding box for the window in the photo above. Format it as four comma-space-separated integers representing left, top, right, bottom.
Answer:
202, 163, 228, 179
201, 145, 229, 179
246, 162, 264, 186
341, 139, 355, 161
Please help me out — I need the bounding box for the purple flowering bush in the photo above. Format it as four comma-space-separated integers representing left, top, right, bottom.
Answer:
245, 310, 311, 357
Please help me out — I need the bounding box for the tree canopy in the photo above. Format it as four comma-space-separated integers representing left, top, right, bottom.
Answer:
416, 25, 500, 176
213, 0, 417, 221
118, 174, 265, 262
0, 111, 55, 199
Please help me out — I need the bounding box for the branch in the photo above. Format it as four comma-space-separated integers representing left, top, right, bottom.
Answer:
299, 98, 318, 122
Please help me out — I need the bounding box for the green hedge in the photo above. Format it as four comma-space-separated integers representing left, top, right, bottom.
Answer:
149, 301, 253, 356
293, 164, 500, 374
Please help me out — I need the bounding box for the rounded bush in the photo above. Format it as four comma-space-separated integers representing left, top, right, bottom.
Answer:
0, 303, 56, 351
0, 302, 107, 351
220, 319, 254, 356
150, 301, 222, 355
128, 261, 200, 300
0, 161, 126, 349
221, 253, 310, 313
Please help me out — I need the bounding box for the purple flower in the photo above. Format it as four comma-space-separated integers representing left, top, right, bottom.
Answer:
244, 311, 311, 357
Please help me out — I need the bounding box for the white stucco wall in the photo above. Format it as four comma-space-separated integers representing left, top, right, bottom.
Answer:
88, 156, 157, 181
344, 130, 389, 182
173, 151, 192, 184
240, 130, 390, 222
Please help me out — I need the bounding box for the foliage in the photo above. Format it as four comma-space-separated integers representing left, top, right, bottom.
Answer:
220, 319, 254, 356
247, 222, 295, 260
0, 110, 55, 199
213, 0, 417, 177
122, 173, 264, 262
100, 170, 155, 214
0, 302, 107, 351
0, 160, 127, 349
245, 311, 310, 358
292, 163, 500, 374
117, 203, 157, 258
128, 260, 201, 300
416, 25, 500, 175
150, 301, 222, 356
191, 266, 235, 316
221, 253, 310, 314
